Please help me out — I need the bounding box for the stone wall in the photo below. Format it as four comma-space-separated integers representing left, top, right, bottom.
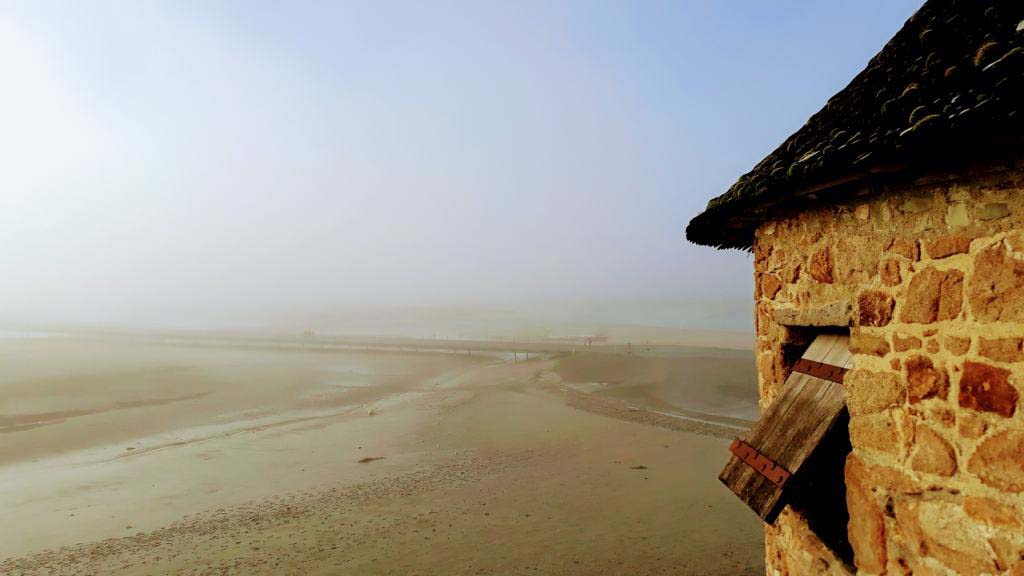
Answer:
752, 167, 1024, 575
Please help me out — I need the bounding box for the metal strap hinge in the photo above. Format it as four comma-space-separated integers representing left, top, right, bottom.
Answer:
729, 439, 792, 487
792, 358, 848, 384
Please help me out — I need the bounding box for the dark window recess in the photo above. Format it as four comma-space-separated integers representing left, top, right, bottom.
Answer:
720, 330, 853, 567
787, 408, 853, 566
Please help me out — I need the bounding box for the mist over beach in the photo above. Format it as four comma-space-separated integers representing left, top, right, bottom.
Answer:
2, 325, 765, 574
0, 1, 924, 574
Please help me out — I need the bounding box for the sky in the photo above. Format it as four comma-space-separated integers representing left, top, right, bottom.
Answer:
0, 0, 922, 331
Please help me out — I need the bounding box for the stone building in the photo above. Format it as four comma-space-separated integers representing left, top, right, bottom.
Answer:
687, 2, 1024, 574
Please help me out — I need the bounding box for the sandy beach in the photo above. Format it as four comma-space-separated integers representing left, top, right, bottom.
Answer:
0, 333, 763, 575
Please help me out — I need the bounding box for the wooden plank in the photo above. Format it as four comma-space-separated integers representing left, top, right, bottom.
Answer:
803, 333, 848, 365
719, 333, 850, 522
818, 338, 854, 369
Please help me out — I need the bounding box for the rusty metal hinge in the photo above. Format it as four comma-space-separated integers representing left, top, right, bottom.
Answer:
729, 439, 792, 487
792, 358, 848, 384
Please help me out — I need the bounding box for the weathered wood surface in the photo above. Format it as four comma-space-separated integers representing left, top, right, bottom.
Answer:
719, 333, 851, 523
802, 332, 854, 369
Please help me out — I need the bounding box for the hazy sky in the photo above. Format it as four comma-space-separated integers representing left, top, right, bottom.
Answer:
1, 1, 921, 329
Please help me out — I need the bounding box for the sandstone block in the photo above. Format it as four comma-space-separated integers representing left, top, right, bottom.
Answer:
900, 195, 932, 214
959, 361, 1018, 418
964, 497, 1021, 528
845, 370, 905, 415
757, 352, 780, 389
906, 356, 949, 403
836, 236, 885, 284
958, 411, 989, 439
969, 430, 1024, 493
850, 411, 900, 455
989, 536, 1020, 573
871, 201, 892, 230
862, 461, 919, 493
850, 332, 890, 357
809, 246, 834, 284
783, 261, 801, 283
759, 273, 783, 300
977, 202, 1010, 221
858, 291, 895, 327
754, 240, 771, 273
928, 407, 956, 428
767, 246, 789, 272
888, 238, 920, 261
755, 302, 771, 337
925, 234, 972, 259
969, 238, 1024, 322
772, 512, 847, 576
946, 202, 969, 227
846, 454, 887, 573
944, 335, 970, 356
901, 266, 964, 323
893, 333, 922, 352
978, 337, 1024, 363
771, 301, 851, 327
894, 497, 999, 575
764, 528, 786, 575
910, 425, 957, 477
880, 258, 902, 286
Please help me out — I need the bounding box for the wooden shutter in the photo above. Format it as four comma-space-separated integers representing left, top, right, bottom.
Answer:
720, 332, 851, 522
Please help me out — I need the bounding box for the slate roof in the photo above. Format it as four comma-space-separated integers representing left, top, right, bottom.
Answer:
686, 0, 1024, 250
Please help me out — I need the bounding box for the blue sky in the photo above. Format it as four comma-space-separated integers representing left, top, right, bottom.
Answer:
0, 1, 922, 329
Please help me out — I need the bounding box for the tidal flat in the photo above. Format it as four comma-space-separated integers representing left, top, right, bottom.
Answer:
1, 332, 763, 575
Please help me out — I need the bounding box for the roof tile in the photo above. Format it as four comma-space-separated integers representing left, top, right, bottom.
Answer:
687, 0, 1024, 249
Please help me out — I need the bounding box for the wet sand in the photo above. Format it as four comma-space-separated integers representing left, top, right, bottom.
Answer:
0, 336, 762, 575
